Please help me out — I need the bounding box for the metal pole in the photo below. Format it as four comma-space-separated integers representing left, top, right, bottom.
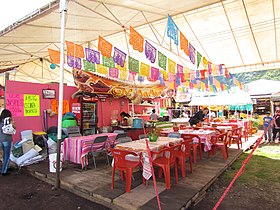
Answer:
55, 0, 68, 190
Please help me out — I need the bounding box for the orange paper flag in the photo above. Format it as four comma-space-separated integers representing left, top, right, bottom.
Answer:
129, 26, 144, 52
65, 41, 85, 58
48, 49, 60, 64
98, 36, 113, 58
180, 32, 189, 56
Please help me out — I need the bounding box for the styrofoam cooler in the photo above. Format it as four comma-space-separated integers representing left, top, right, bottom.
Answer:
21, 130, 33, 140
49, 153, 63, 173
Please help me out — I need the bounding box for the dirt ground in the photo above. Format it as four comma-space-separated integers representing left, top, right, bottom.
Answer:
1, 141, 279, 210
0, 168, 110, 210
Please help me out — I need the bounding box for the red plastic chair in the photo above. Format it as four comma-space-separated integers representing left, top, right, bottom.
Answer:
173, 141, 193, 177
209, 132, 230, 160
150, 145, 180, 189
229, 127, 242, 149
181, 134, 202, 164
242, 121, 249, 141
111, 149, 141, 193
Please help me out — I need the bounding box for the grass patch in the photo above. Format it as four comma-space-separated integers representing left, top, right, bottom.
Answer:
221, 144, 280, 185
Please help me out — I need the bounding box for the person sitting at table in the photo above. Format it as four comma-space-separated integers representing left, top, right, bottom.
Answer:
150, 109, 158, 121
189, 107, 209, 126
120, 112, 133, 126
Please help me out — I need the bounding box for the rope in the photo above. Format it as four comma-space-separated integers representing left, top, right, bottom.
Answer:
213, 121, 272, 210
142, 122, 162, 210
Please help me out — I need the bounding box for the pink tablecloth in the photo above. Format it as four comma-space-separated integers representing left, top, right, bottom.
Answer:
62, 133, 117, 168
115, 137, 183, 180
161, 129, 216, 152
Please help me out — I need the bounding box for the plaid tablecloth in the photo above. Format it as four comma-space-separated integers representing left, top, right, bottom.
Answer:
62, 133, 117, 168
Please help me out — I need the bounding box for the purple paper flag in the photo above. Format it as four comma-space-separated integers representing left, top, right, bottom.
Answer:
67, 56, 82, 69
85, 48, 100, 64
188, 43, 196, 65
113, 47, 126, 67
145, 41, 157, 63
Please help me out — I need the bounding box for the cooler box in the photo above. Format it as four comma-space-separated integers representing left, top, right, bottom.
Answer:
133, 118, 143, 128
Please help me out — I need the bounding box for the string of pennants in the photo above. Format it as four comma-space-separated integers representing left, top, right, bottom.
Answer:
48, 15, 248, 93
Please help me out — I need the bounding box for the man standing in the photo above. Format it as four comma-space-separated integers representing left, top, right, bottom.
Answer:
272, 109, 280, 143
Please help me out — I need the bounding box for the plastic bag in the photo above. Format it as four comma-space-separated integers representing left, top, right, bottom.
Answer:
2, 117, 16, 135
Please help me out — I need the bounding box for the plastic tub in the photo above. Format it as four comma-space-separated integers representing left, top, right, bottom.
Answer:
133, 118, 143, 128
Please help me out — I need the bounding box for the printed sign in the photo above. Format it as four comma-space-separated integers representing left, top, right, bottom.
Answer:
24, 94, 40, 116
6, 93, 24, 116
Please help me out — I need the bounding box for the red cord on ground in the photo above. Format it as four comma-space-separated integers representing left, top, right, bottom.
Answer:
213, 123, 271, 210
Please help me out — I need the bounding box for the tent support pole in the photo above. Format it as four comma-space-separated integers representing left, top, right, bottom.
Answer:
55, 0, 68, 190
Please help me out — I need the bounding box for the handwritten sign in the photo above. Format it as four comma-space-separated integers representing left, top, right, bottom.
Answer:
24, 94, 40, 116
51, 100, 69, 115
6, 93, 24, 116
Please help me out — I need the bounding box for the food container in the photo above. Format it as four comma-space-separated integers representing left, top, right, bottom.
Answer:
133, 118, 143, 128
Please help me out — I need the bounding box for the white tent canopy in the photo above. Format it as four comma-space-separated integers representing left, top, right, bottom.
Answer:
0, 0, 279, 85
246, 79, 280, 97
189, 89, 252, 106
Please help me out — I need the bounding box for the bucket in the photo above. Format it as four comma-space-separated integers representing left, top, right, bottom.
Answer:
133, 118, 143, 129
49, 153, 63, 173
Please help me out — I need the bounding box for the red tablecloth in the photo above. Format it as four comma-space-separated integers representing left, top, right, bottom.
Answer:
62, 133, 118, 168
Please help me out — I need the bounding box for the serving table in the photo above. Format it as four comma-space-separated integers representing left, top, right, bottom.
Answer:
62, 133, 118, 169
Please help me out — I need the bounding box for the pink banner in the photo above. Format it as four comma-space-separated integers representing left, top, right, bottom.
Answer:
6, 93, 24, 116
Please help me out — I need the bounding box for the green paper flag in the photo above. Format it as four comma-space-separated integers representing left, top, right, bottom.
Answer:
158, 51, 167, 70
102, 56, 115, 68
128, 56, 139, 73
197, 51, 202, 69
83, 59, 96, 72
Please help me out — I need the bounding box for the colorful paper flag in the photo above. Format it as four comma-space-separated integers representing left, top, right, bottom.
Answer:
98, 36, 112, 58
128, 56, 139, 73
102, 56, 115, 68
85, 48, 100, 64
48, 49, 60, 64
158, 51, 167, 70
109, 68, 119, 78
140, 62, 150, 77
180, 32, 189, 56
168, 58, 176, 74
67, 56, 82, 69
145, 40, 156, 63
65, 41, 85, 58
83, 59, 96, 72
129, 26, 144, 52
96, 64, 108, 75
167, 15, 179, 45
113, 47, 126, 68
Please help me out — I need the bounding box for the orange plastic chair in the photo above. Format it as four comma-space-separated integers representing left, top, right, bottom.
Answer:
111, 149, 141, 193
150, 145, 180, 189
173, 141, 193, 177
181, 134, 202, 164
209, 132, 230, 160
229, 127, 242, 149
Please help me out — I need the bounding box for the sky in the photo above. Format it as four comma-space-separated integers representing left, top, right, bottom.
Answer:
0, 0, 53, 31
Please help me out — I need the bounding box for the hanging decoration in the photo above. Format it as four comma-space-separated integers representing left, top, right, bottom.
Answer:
129, 26, 144, 52
145, 40, 157, 63
158, 51, 167, 70
167, 15, 179, 45
149, 67, 159, 81
180, 32, 189, 56
102, 56, 115, 68
48, 49, 61, 64
67, 56, 82, 69
188, 43, 196, 65
113, 47, 126, 68
83, 59, 96, 72
98, 36, 112, 58
167, 58, 176, 74
197, 51, 202, 68
109, 68, 119, 78
85, 48, 100, 64
140, 62, 150, 77
50, 63, 56, 70
128, 56, 139, 73
65, 41, 85, 58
